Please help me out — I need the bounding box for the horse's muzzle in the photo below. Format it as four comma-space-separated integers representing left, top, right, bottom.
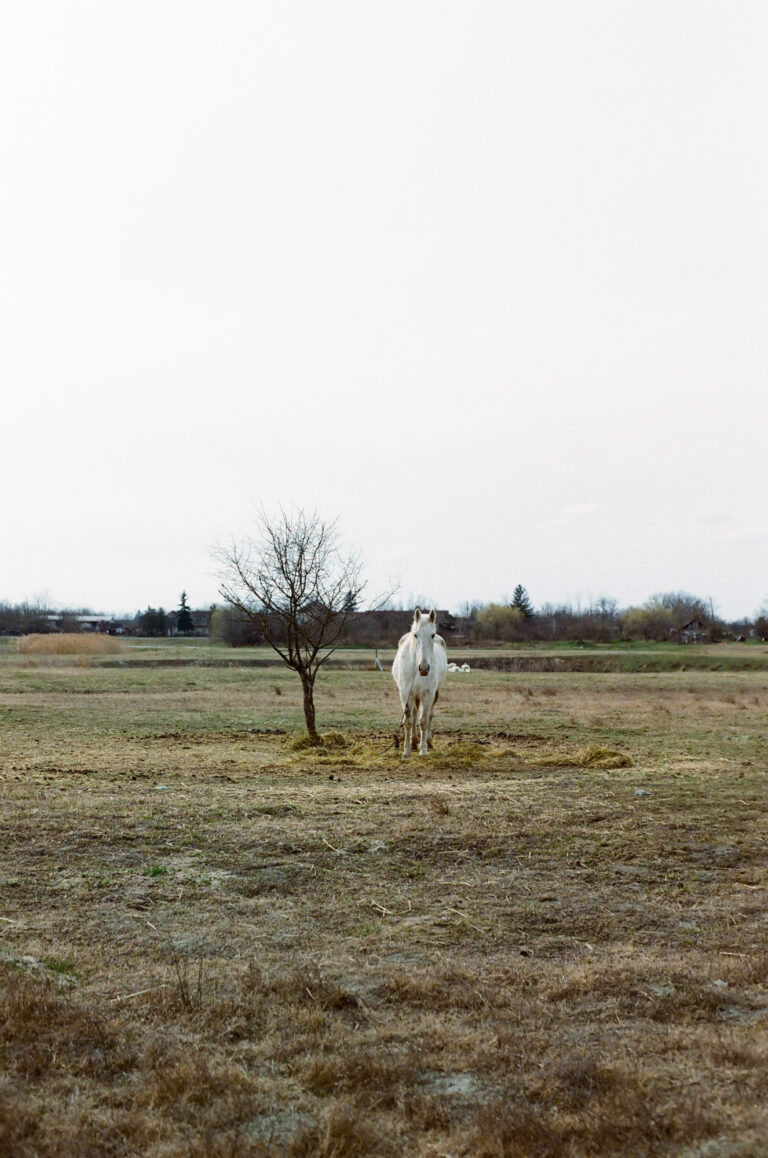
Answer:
419, 664, 430, 676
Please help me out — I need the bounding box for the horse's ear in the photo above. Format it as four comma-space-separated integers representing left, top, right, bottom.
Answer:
413, 607, 421, 622
428, 609, 436, 623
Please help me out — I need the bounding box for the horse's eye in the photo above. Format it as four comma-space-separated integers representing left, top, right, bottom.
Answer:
431, 633, 435, 639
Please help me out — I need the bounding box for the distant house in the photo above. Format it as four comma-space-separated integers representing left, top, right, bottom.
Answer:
169, 608, 211, 637
45, 614, 113, 633
674, 618, 709, 644
190, 608, 211, 636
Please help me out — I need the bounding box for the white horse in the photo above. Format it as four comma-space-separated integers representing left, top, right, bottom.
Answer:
392, 608, 448, 757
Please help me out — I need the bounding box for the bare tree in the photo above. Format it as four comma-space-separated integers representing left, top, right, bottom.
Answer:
217, 508, 367, 742
649, 591, 709, 626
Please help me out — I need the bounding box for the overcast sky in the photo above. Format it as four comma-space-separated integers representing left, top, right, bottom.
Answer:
2, 2, 766, 620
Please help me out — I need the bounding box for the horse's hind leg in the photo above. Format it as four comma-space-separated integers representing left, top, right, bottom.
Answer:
412, 696, 423, 756
426, 689, 439, 750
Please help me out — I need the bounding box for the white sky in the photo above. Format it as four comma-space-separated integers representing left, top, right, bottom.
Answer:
2, 2, 766, 620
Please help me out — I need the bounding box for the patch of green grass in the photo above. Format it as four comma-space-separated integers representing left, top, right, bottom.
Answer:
43, 957, 76, 976
86, 874, 115, 890
355, 921, 381, 937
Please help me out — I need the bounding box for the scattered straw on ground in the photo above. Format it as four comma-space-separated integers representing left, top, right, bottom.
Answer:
575, 743, 633, 768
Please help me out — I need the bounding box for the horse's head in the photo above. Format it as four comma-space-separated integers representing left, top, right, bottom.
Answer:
412, 607, 437, 676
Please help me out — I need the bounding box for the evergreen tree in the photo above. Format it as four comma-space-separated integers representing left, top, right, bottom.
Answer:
511, 585, 535, 619
343, 589, 358, 613
176, 591, 194, 635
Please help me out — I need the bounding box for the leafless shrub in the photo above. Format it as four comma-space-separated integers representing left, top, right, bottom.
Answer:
146, 961, 268, 1042
169, 951, 210, 1013
267, 963, 361, 1015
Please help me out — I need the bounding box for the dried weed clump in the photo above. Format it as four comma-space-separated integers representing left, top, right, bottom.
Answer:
575, 743, 633, 768
537, 744, 632, 769
17, 633, 124, 657
288, 730, 351, 753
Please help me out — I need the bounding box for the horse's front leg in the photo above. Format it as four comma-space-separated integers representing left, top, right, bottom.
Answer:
401, 699, 413, 758
418, 694, 433, 755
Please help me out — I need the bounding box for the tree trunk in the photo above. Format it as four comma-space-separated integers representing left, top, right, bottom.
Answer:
300, 673, 319, 742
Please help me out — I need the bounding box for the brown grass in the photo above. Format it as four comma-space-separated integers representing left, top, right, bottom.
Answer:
17, 633, 124, 656
1, 657, 767, 1154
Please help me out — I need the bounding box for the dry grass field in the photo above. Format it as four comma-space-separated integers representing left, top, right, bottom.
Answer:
1, 640, 767, 1156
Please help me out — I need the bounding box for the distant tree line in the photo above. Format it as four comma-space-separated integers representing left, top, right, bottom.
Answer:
2, 589, 767, 644
457, 588, 765, 644
209, 587, 767, 648
208, 604, 264, 646
0, 601, 58, 636
0, 594, 209, 638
